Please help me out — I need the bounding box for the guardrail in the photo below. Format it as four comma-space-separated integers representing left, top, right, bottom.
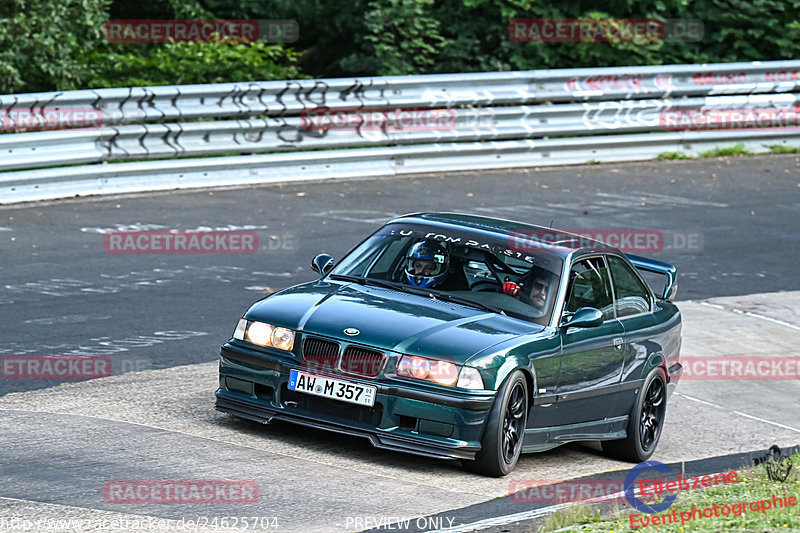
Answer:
2, 60, 800, 203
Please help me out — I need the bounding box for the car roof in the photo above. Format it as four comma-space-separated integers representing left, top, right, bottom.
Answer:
387, 212, 621, 259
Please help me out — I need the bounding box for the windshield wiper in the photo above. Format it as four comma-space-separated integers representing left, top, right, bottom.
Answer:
329, 274, 365, 284
431, 292, 505, 315
329, 274, 433, 296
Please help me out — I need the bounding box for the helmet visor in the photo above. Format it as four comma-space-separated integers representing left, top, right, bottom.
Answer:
406, 253, 446, 278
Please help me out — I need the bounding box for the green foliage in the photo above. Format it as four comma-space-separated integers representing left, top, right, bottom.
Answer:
0, 0, 111, 93
657, 151, 692, 160
341, 0, 445, 75
700, 143, 753, 157
766, 144, 800, 154
4, 0, 800, 92
83, 41, 304, 88
574, 453, 800, 532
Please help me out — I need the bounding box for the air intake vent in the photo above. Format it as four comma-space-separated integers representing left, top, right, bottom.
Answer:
302, 337, 340, 374
341, 346, 385, 377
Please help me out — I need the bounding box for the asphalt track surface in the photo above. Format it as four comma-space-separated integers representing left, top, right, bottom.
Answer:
1, 154, 799, 532
2, 154, 799, 395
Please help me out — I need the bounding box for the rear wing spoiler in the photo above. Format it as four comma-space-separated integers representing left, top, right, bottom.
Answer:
625, 254, 678, 302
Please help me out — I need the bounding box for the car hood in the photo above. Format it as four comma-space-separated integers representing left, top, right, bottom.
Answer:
244, 280, 542, 362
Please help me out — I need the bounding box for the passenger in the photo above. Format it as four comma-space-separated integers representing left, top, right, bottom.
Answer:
502, 268, 554, 310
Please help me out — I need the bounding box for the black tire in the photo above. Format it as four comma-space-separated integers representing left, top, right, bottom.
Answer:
602, 367, 667, 462
464, 370, 528, 477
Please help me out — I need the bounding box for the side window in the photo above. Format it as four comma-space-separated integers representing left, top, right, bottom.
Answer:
565, 257, 615, 320
608, 255, 651, 317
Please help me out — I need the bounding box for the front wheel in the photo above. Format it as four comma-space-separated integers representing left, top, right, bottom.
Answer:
602, 367, 667, 462
464, 370, 528, 477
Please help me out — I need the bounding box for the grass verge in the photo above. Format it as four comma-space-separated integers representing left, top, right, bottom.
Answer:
656, 152, 692, 160
538, 452, 800, 532
766, 144, 800, 154
699, 143, 753, 158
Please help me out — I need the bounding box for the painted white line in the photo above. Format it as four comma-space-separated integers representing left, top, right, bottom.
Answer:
427, 484, 642, 533
675, 392, 800, 433
306, 210, 398, 224
698, 301, 800, 331
427, 502, 574, 533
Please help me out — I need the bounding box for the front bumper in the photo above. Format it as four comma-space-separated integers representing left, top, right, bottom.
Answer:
215, 343, 496, 460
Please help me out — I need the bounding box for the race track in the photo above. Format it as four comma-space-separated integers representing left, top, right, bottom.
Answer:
1, 155, 798, 532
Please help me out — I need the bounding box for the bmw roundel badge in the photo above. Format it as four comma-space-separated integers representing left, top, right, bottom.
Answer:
344, 328, 360, 336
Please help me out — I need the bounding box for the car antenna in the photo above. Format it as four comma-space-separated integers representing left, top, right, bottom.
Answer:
549, 219, 554, 228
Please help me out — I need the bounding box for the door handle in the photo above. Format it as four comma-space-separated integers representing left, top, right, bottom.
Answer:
614, 338, 624, 350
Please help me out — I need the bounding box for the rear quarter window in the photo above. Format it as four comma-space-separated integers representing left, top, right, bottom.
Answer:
608, 255, 651, 317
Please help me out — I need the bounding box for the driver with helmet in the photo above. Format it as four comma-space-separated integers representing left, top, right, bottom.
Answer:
405, 241, 449, 288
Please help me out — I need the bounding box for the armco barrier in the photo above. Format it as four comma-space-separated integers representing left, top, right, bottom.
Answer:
2, 60, 800, 203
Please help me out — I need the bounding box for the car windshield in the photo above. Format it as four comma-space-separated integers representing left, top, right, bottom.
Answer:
330, 223, 563, 326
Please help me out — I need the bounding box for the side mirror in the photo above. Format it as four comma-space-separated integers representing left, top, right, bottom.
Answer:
561, 307, 604, 328
311, 253, 335, 276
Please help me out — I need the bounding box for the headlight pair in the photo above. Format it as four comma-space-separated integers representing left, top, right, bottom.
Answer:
396, 355, 484, 390
233, 319, 295, 352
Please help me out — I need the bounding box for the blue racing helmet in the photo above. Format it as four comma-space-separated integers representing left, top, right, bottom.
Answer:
405, 241, 448, 288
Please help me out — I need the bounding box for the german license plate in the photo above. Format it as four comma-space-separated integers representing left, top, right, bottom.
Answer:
288, 369, 376, 407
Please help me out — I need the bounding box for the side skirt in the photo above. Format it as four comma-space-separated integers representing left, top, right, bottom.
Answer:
521, 415, 628, 453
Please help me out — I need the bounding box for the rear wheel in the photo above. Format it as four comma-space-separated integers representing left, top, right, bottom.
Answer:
602, 367, 667, 462
464, 370, 528, 477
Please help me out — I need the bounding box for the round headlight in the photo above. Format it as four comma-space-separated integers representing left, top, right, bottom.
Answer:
271, 327, 295, 351
397, 356, 412, 376
246, 322, 274, 346
410, 357, 430, 379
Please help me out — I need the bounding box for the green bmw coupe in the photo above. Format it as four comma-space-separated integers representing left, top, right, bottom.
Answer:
215, 213, 682, 476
